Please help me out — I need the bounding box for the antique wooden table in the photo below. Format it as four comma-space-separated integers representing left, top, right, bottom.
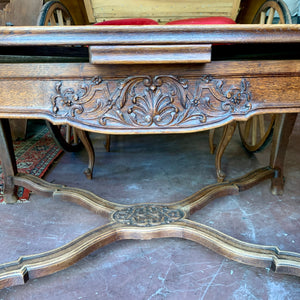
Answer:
0, 25, 300, 288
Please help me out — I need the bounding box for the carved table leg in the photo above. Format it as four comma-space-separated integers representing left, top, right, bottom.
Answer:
76, 129, 95, 180
0, 119, 18, 203
270, 113, 298, 195
215, 121, 237, 182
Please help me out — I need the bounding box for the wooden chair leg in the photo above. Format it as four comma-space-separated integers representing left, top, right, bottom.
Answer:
0, 119, 18, 203
105, 135, 111, 152
76, 129, 95, 180
270, 113, 298, 195
215, 121, 237, 182
209, 129, 216, 154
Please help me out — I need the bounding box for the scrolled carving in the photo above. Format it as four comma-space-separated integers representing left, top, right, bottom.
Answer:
113, 205, 184, 227
51, 76, 102, 115
51, 75, 252, 130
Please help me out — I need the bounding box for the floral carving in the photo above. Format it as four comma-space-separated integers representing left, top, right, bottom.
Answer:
112, 205, 184, 227
51, 75, 252, 130
51, 76, 102, 115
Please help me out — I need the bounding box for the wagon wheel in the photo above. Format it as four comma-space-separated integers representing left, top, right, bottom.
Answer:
37, 0, 74, 27
38, 1, 82, 152
238, 0, 292, 152
251, 0, 292, 25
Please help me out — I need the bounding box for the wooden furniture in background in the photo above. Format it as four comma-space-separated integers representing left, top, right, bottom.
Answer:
0, 0, 89, 26
0, 0, 42, 26
83, 0, 241, 24
59, 0, 89, 25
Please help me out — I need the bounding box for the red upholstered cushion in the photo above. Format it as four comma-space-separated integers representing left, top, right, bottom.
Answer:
94, 18, 159, 25
166, 16, 236, 25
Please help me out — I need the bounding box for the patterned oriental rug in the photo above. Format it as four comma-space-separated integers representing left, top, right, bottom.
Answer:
0, 126, 63, 203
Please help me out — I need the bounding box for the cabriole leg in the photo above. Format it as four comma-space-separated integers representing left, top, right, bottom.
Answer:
76, 129, 95, 180
215, 121, 237, 182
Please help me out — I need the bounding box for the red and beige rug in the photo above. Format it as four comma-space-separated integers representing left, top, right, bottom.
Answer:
0, 125, 63, 203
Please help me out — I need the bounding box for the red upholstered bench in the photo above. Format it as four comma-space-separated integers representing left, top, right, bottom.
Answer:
94, 18, 159, 25
94, 16, 235, 26
166, 16, 236, 25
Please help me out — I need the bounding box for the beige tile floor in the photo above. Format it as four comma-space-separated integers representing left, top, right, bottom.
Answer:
0, 118, 300, 299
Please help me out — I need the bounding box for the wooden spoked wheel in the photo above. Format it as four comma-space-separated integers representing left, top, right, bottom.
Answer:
45, 122, 83, 152
37, 0, 74, 26
252, 0, 292, 25
238, 114, 276, 152
238, 0, 292, 152
38, 1, 82, 152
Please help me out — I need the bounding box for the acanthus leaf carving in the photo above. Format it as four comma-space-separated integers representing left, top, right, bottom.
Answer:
51, 75, 252, 129
112, 205, 185, 227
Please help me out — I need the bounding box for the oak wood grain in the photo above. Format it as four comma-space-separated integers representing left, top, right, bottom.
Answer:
89, 44, 212, 64
0, 25, 298, 46
0, 25, 299, 287
0, 60, 299, 135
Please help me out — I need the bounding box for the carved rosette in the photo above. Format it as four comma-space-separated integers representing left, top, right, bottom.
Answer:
112, 205, 185, 227
51, 75, 251, 130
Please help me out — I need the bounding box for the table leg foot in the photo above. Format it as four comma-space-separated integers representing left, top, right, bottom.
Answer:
76, 129, 95, 180
3, 192, 18, 204
270, 113, 298, 195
